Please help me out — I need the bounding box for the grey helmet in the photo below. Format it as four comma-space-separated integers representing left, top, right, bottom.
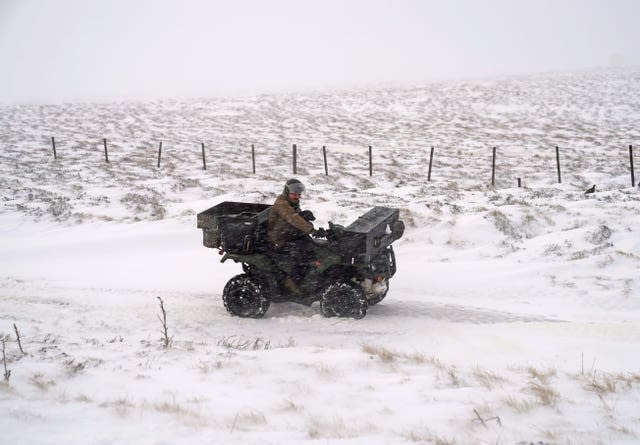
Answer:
283, 178, 306, 195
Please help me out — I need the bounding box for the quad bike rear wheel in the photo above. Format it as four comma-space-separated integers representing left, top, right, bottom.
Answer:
320, 281, 368, 319
222, 274, 271, 318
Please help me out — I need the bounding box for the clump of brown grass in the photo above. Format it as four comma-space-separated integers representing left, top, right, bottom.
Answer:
74, 394, 92, 403
585, 371, 640, 395
30, 373, 56, 391
361, 346, 465, 386
405, 352, 427, 364
307, 416, 373, 439
473, 366, 508, 389
100, 397, 134, 417
503, 395, 535, 413
361, 343, 399, 363
141, 398, 208, 427
527, 366, 556, 385
527, 381, 560, 406
402, 427, 458, 444
424, 355, 463, 387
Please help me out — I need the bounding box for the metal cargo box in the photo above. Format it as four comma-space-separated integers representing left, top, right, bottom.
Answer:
197, 202, 271, 253
336, 207, 403, 259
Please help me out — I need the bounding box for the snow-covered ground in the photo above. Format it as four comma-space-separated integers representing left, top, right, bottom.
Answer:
1, 67, 640, 444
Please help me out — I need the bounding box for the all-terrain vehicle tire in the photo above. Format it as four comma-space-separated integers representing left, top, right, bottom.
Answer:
222, 274, 271, 318
320, 281, 368, 319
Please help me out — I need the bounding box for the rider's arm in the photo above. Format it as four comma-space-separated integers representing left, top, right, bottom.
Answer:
276, 201, 314, 234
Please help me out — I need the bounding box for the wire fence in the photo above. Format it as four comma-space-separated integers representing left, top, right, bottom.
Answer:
0, 136, 636, 190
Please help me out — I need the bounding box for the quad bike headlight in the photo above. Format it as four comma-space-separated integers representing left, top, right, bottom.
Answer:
391, 220, 405, 240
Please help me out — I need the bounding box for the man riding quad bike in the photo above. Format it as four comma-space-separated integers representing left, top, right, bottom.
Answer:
196, 179, 404, 319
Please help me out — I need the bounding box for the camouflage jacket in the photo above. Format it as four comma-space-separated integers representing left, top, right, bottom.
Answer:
267, 194, 314, 248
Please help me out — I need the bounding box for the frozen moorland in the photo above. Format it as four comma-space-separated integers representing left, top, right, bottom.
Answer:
1, 67, 640, 444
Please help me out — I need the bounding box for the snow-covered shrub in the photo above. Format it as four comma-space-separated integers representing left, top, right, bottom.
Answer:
485, 210, 521, 240
588, 225, 612, 244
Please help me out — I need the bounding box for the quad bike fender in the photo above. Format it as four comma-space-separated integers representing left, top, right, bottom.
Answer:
221, 252, 279, 273
367, 245, 397, 279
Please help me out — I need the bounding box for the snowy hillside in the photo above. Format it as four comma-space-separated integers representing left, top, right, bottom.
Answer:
1, 67, 640, 444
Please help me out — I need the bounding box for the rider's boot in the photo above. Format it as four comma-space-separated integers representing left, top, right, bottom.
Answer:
283, 277, 301, 295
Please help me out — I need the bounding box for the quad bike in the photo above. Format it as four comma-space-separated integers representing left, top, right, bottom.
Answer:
197, 201, 404, 319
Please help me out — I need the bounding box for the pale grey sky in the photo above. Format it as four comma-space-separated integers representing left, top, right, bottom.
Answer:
1, 0, 639, 103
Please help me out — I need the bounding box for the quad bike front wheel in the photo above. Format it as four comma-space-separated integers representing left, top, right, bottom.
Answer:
222, 274, 271, 318
320, 281, 368, 320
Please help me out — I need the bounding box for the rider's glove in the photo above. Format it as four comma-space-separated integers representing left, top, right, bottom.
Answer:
312, 227, 326, 238
299, 210, 316, 222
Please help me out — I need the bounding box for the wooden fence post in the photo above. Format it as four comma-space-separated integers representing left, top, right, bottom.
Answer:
491, 146, 496, 187
556, 146, 562, 184
201, 143, 207, 170
322, 145, 328, 175
293, 144, 297, 175
369, 145, 373, 177
251, 144, 256, 174
630, 145, 635, 187
427, 146, 434, 181
517, 177, 522, 188
51, 137, 57, 160
103, 138, 109, 163
157, 141, 162, 168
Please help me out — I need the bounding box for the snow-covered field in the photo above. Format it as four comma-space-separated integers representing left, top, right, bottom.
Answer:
1, 67, 640, 444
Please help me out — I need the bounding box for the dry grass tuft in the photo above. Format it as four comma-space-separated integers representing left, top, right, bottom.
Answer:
423, 355, 462, 387
30, 373, 56, 391
503, 395, 535, 413
218, 336, 271, 351
361, 343, 399, 363
473, 367, 508, 389
307, 416, 371, 439
231, 409, 267, 432
587, 373, 617, 395
280, 398, 304, 412
100, 397, 134, 417
527, 381, 560, 406
446, 367, 462, 387
585, 371, 640, 395
402, 427, 458, 444
152, 400, 200, 417
527, 366, 556, 385
74, 394, 92, 403
405, 352, 427, 364
0, 381, 16, 394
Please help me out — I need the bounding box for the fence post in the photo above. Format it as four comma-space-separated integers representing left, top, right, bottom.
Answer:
201, 143, 207, 170
157, 141, 162, 168
630, 145, 635, 187
427, 146, 434, 181
517, 177, 521, 188
103, 138, 109, 163
491, 146, 496, 187
293, 144, 297, 175
251, 144, 256, 174
556, 146, 562, 184
322, 145, 328, 175
51, 137, 57, 160
369, 146, 373, 177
